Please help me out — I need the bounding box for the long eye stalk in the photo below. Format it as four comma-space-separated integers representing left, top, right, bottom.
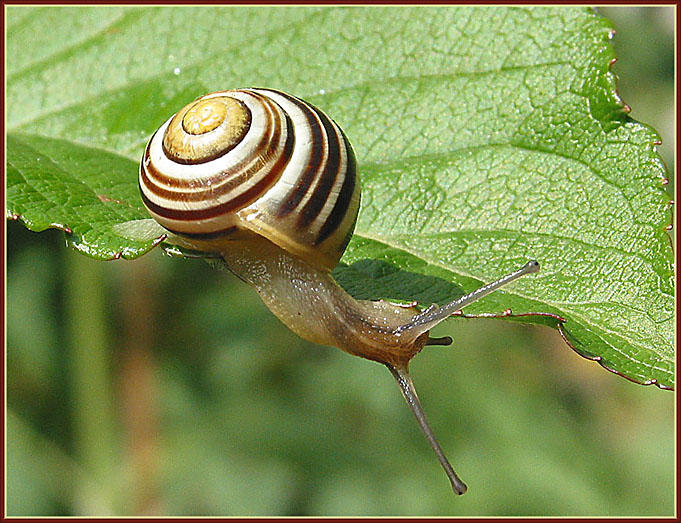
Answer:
397, 260, 540, 336
389, 260, 540, 494
387, 363, 468, 495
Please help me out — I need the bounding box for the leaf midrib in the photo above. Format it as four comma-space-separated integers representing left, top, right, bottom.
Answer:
9, 59, 577, 134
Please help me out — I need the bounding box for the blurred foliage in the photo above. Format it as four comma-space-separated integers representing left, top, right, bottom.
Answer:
6, 6, 675, 516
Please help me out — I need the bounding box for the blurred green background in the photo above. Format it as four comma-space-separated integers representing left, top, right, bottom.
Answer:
6, 6, 675, 516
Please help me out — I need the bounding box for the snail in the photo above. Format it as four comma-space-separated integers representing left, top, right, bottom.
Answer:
139, 88, 539, 495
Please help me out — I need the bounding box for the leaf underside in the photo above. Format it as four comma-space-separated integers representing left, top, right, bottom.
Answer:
6, 6, 674, 388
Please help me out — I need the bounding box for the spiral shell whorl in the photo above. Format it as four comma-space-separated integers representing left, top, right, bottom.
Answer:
163, 95, 252, 163
139, 88, 360, 270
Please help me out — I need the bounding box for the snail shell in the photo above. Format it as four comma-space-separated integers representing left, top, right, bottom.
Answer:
139, 88, 360, 271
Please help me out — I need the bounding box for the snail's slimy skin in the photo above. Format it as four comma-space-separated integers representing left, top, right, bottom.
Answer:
218, 233, 430, 368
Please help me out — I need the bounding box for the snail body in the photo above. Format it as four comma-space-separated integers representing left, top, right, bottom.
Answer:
219, 232, 429, 367
140, 88, 540, 495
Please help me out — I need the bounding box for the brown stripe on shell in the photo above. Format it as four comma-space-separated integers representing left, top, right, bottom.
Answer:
296, 103, 343, 229
271, 91, 325, 217
314, 130, 357, 245
337, 211, 358, 255
141, 159, 283, 222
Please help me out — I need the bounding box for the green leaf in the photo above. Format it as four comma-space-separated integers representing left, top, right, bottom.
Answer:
7, 133, 163, 259
6, 6, 673, 388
